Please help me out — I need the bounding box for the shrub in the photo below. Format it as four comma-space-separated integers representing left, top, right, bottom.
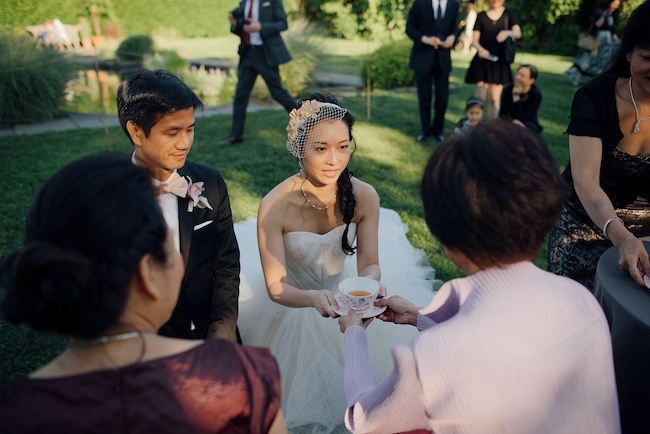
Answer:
360, 39, 413, 89
143, 49, 189, 74
115, 34, 154, 62
180, 65, 227, 105
251, 18, 323, 101
321, 2, 358, 40
0, 30, 78, 126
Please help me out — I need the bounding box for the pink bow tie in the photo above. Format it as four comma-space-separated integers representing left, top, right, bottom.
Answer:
159, 173, 188, 198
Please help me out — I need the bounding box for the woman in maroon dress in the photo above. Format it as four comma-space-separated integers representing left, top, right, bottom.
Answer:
0, 154, 286, 434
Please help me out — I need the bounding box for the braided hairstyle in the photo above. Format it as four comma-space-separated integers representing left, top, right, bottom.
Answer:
297, 92, 357, 255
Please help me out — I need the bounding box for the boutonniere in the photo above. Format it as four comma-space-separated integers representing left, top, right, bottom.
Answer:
185, 176, 213, 212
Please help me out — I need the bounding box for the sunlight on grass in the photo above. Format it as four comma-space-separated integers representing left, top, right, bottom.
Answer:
0, 38, 582, 381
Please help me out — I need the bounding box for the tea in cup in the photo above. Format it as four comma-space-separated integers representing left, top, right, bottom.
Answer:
339, 276, 380, 310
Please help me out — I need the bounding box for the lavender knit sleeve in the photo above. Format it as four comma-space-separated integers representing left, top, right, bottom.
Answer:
417, 313, 436, 331
343, 326, 429, 433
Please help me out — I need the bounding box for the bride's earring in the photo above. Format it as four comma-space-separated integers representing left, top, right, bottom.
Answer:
299, 160, 304, 170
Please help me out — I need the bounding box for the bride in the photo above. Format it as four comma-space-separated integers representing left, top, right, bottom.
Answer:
236, 93, 438, 433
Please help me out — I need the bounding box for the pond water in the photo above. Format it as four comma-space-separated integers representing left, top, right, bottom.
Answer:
60, 67, 228, 115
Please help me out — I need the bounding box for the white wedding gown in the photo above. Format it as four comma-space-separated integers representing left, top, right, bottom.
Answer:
235, 208, 441, 434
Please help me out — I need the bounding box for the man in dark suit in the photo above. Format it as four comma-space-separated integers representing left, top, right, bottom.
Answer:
118, 69, 241, 342
219, 0, 297, 145
407, 0, 459, 142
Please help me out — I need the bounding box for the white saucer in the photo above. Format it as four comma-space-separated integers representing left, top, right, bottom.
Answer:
333, 293, 386, 319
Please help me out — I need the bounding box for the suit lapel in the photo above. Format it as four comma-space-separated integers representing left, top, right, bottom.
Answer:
177, 166, 193, 266
424, 0, 434, 23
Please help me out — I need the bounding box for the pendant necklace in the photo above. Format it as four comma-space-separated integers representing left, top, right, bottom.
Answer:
629, 77, 650, 133
69, 331, 142, 347
297, 173, 337, 211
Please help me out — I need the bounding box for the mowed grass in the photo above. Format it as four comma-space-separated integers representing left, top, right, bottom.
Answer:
0, 39, 577, 381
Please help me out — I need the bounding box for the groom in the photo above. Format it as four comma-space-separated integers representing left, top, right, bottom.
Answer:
117, 69, 241, 342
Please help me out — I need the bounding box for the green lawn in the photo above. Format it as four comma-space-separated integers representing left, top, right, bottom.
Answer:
0, 41, 576, 381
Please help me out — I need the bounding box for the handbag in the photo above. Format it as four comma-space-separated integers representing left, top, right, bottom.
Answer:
503, 37, 517, 64
577, 33, 601, 54
577, 24, 601, 55
503, 13, 517, 64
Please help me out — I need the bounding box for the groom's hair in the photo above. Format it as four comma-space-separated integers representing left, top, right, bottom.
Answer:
117, 68, 203, 143
420, 120, 565, 268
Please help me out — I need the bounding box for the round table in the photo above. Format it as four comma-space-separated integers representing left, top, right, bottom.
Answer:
593, 242, 650, 433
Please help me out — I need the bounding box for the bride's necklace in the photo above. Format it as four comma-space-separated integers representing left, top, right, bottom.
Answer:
629, 77, 650, 133
69, 331, 142, 347
297, 174, 337, 211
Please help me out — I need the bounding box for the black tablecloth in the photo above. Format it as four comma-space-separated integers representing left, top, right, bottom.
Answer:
594, 242, 650, 434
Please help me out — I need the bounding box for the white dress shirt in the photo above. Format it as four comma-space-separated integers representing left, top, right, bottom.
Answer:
433, 0, 447, 19
131, 152, 181, 252
244, 0, 263, 46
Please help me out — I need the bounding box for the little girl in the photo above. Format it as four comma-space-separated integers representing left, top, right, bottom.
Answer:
453, 96, 484, 134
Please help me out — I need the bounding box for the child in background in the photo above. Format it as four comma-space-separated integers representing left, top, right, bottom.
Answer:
453, 96, 484, 134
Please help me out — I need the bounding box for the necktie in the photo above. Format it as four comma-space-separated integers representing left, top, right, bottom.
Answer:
244, 0, 254, 45
437, 1, 443, 23
159, 172, 188, 198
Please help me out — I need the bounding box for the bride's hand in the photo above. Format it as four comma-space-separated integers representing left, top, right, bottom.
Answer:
311, 290, 340, 318
377, 281, 387, 298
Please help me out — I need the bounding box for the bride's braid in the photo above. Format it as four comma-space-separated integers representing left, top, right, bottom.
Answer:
338, 167, 357, 255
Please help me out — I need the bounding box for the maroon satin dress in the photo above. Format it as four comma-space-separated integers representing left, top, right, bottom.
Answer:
0, 339, 281, 434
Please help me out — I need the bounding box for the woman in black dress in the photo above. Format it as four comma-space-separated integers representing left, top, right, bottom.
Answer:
548, 1, 650, 290
465, 0, 521, 120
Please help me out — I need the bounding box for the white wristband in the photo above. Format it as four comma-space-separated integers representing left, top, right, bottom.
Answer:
603, 217, 624, 240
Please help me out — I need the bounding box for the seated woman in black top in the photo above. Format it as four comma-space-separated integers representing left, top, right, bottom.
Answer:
548, 1, 650, 290
499, 64, 543, 133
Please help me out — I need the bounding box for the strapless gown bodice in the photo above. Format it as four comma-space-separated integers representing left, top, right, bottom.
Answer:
283, 224, 356, 291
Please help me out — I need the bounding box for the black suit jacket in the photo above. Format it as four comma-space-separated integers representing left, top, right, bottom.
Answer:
230, 0, 292, 66
406, 0, 460, 73
158, 161, 241, 340
499, 84, 543, 133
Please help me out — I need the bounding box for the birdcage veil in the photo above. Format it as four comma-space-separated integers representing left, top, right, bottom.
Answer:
285, 100, 348, 159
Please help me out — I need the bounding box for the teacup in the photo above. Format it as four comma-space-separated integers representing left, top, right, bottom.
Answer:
339, 276, 380, 311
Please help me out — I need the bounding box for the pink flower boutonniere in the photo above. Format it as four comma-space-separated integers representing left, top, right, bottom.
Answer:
186, 176, 213, 212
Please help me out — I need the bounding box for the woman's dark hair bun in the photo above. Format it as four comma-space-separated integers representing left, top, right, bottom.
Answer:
2, 242, 97, 335
0, 153, 168, 338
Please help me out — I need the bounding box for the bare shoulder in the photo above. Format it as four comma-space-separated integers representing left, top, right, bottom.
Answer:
351, 177, 380, 218
258, 176, 300, 225
351, 177, 379, 204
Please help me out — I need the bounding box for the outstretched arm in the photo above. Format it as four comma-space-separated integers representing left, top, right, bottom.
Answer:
570, 134, 650, 286
257, 194, 340, 317
342, 326, 429, 432
354, 181, 383, 294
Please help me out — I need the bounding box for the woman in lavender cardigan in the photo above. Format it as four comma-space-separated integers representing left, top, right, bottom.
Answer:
338, 120, 620, 434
